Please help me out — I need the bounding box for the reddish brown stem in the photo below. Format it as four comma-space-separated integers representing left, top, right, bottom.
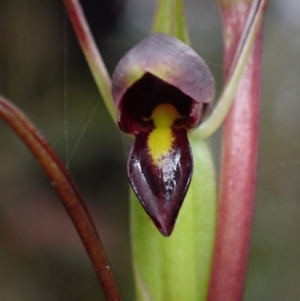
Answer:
208, 1, 267, 300
0, 95, 122, 301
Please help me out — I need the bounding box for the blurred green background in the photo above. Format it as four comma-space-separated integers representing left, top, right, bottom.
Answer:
0, 0, 300, 300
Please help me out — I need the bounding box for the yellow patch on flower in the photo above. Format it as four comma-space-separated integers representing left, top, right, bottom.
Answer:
147, 104, 182, 164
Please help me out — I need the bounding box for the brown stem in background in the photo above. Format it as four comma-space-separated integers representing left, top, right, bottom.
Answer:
208, 1, 268, 300
0, 96, 122, 301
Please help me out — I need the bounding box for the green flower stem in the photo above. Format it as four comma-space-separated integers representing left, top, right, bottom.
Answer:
152, 0, 189, 44
0, 95, 122, 301
63, 0, 117, 123
131, 138, 216, 301
193, 0, 269, 139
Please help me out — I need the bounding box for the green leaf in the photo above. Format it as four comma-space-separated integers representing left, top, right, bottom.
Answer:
131, 138, 217, 301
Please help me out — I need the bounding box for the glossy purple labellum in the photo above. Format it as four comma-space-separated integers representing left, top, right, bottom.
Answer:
111, 33, 215, 236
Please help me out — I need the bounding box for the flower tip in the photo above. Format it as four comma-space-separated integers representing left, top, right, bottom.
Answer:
153, 216, 175, 237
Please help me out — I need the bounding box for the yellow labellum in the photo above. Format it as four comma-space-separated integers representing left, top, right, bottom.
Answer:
148, 104, 182, 164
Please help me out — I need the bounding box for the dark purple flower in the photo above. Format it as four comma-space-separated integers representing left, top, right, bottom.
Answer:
112, 33, 215, 236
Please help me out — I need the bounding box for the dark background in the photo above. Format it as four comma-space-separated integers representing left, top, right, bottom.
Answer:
0, 0, 300, 300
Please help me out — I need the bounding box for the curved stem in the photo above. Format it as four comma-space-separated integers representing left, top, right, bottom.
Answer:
0, 95, 122, 301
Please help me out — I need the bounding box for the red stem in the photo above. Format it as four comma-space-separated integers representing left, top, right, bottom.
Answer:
208, 1, 266, 300
0, 96, 122, 301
